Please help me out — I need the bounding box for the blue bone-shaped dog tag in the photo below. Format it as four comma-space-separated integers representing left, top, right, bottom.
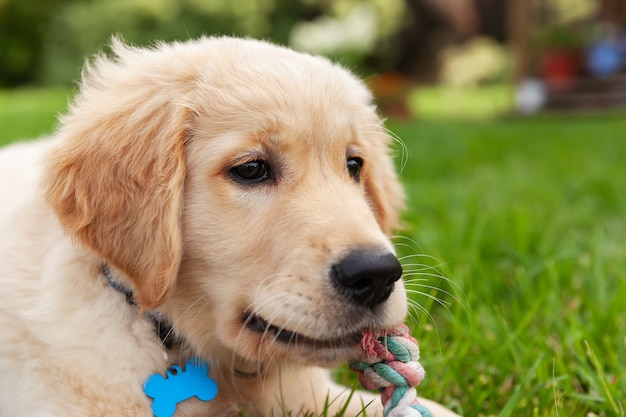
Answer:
143, 358, 218, 417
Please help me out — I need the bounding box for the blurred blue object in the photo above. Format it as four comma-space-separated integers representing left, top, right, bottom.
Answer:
587, 40, 624, 77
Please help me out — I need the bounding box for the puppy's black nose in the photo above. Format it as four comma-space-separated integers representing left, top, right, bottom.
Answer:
331, 250, 402, 309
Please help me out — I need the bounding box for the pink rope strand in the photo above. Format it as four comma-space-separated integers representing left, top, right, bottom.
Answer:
351, 325, 433, 417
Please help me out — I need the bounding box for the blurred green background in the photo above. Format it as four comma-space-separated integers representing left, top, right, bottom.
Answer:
3, 0, 625, 115
1, 0, 409, 86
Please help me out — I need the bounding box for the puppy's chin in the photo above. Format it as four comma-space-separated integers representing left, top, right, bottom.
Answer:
292, 344, 364, 368
217, 300, 408, 368
221, 325, 363, 369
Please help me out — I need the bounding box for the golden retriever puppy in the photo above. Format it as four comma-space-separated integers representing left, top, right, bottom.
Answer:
0, 37, 459, 417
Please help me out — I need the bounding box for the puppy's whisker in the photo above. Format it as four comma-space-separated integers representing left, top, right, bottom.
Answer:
243, 275, 299, 322
248, 273, 311, 321
405, 273, 468, 307
406, 298, 436, 332
405, 280, 459, 300
391, 235, 423, 250
248, 291, 302, 391
251, 273, 293, 303
402, 273, 449, 288
402, 265, 443, 273
402, 261, 461, 283
405, 298, 445, 355
170, 294, 208, 326
393, 241, 449, 264
160, 295, 209, 351
383, 127, 410, 172
229, 281, 293, 386
402, 268, 448, 279
400, 257, 449, 269
248, 289, 311, 377
360, 124, 410, 172
403, 272, 454, 287
275, 311, 306, 346
392, 240, 425, 254
402, 266, 450, 278
404, 284, 458, 306
242, 276, 300, 363
406, 298, 431, 327
399, 255, 448, 265
407, 289, 456, 324
405, 289, 453, 309
404, 275, 463, 307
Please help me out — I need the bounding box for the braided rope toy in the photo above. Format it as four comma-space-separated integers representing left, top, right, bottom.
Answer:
350, 325, 433, 417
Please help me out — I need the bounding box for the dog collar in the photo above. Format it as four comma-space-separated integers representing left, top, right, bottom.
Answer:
102, 264, 179, 349
101, 264, 218, 417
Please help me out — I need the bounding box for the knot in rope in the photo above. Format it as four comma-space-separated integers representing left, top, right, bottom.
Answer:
350, 325, 433, 417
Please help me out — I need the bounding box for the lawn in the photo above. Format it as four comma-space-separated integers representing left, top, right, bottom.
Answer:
0, 87, 71, 146
388, 114, 626, 417
1, 88, 624, 417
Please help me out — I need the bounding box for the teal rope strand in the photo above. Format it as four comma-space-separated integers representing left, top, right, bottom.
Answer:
350, 325, 432, 417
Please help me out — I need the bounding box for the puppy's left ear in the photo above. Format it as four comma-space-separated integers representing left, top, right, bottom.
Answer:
362, 129, 405, 235
45, 45, 190, 309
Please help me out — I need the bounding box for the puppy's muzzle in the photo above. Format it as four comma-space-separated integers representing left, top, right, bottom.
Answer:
331, 250, 402, 309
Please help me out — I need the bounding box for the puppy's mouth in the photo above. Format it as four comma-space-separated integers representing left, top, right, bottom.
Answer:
243, 313, 362, 349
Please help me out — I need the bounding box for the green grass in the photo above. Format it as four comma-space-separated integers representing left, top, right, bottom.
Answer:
1, 88, 625, 417
408, 85, 513, 120
389, 114, 626, 416
0, 87, 72, 146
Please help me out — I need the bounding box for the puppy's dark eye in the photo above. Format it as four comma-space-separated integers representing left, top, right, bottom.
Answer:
231, 160, 270, 183
346, 157, 363, 182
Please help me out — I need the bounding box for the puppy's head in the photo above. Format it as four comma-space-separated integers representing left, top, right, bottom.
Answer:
45, 37, 406, 367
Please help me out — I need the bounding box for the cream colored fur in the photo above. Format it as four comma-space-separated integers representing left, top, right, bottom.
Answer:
0, 37, 459, 417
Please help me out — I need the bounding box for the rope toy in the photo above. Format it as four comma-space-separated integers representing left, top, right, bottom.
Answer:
350, 325, 433, 417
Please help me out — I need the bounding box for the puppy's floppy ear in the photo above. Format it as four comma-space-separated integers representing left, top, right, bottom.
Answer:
362, 128, 405, 235
45, 43, 190, 309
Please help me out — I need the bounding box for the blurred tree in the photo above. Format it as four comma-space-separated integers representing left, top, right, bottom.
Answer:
4, 0, 408, 86
1, 0, 485, 86
289, 0, 405, 71
39, 0, 323, 85
0, 0, 71, 86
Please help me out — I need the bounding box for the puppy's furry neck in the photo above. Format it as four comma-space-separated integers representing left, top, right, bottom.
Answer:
101, 263, 182, 350
101, 263, 267, 381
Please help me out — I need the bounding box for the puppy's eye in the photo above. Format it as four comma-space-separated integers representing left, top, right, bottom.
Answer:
231, 160, 270, 183
346, 157, 363, 182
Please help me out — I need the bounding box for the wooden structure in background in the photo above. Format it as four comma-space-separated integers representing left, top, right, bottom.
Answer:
508, 0, 626, 111
508, 0, 532, 84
